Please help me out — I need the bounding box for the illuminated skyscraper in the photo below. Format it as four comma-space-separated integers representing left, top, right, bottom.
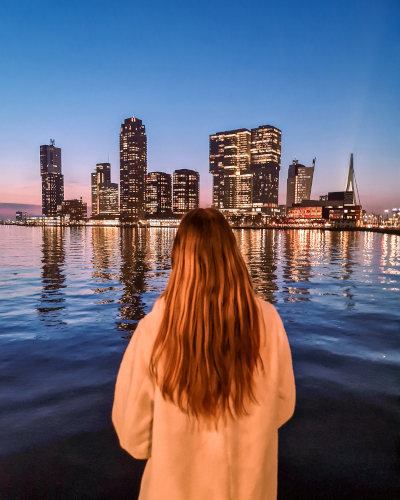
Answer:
40, 140, 64, 216
173, 169, 199, 214
146, 172, 172, 215
91, 163, 118, 217
119, 117, 147, 222
209, 129, 251, 210
209, 125, 281, 214
250, 125, 281, 215
286, 158, 315, 208
98, 183, 119, 216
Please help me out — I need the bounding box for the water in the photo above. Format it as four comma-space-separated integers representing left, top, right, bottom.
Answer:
0, 226, 399, 499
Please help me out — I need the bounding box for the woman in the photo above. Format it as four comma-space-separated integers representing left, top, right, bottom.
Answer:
112, 208, 295, 500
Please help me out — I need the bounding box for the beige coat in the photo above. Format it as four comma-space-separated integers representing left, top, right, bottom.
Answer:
112, 298, 295, 500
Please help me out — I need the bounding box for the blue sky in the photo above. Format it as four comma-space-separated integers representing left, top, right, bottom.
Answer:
0, 0, 399, 216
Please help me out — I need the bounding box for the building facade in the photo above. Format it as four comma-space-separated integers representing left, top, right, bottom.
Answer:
209, 129, 251, 210
173, 169, 199, 214
119, 117, 147, 222
146, 172, 172, 215
250, 125, 281, 215
40, 141, 64, 216
209, 125, 281, 215
91, 163, 118, 218
286, 158, 315, 209
61, 198, 88, 222
16, 211, 27, 222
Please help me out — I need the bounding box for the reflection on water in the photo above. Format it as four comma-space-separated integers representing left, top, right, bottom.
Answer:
117, 229, 151, 336
0, 227, 400, 422
17, 227, 398, 339
91, 227, 119, 287
37, 228, 66, 327
233, 229, 382, 306
0, 227, 399, 466
234, 229, 279, 303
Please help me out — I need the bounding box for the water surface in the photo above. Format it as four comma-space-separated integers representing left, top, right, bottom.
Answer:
0, 226, 399, 499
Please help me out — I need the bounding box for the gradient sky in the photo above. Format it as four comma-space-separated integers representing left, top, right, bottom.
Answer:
0, 0, 399, 217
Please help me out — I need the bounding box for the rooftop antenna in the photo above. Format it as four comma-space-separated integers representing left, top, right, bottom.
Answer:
312, 157, 316, 168
50, 139, 55, 146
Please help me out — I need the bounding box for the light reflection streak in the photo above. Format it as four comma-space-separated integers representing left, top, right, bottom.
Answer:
37, 227, 67, 328
117, 228, 151, 337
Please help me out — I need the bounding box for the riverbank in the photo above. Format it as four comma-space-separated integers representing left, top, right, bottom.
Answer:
231, 225, 400, 236
2, 221, 399, 236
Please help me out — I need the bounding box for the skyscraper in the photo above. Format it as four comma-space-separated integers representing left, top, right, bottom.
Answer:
209, 125, 281, 214
146, 172, 172, 215
40, 140, 64, 216
209, 129, 251, 210
119, 117, 147, 222
286, 158, 315, 208
173, 169, 199, 214
91, 163, 119, 218
250, 125, 281, 215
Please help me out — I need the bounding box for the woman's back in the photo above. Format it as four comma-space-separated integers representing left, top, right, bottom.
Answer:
112, 208, 295, 499
112, 297, 295, 500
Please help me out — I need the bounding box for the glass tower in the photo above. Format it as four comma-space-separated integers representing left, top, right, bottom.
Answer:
250, 125, 282, 215
286, 158, 315, 208
173, 169, 199, 214
40, 141, 64, 217
119, 117, 147, 222
146, 172, 172, 215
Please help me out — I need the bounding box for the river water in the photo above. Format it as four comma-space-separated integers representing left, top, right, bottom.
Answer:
0, 226, 399, 499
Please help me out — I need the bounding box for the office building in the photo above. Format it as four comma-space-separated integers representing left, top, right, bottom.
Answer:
40, 140, 64, 216
250, 125, 281, 215
286, 158, 315, 209
146, 172, 172, 215
98, 183, 118, 216
91, 163, 118, 218
61, 198, 87, 221
173, 169, 199, 214
209, 129, 251, 210
209, 125, 281, 215
119, 117, 147, 222
16, 211, 27, 222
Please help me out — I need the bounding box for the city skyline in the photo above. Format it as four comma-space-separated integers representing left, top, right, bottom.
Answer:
0, 0, 399, 219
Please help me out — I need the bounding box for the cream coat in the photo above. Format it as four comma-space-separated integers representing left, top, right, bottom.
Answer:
112, 298, 295, 500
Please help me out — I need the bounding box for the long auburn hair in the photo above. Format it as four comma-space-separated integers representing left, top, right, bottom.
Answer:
150, 208, 263, 423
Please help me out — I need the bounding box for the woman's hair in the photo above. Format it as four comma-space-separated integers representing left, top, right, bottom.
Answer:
150, 208, 262, 423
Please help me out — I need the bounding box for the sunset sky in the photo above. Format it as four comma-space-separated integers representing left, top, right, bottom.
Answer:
0, 0, 399, 218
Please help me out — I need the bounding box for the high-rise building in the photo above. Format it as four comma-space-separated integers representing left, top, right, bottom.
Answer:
209, 125, 281, 214
61, 198, 88, 221
250, 125, 281, 215
98, 183, 119, 216
209, 129, 251, 210
146, 172, 172, 215
91, 163, 118, 218
40, 141, 64, 216
16, 211, 27, 222
173, 169, 199, 214
119, 117, 147, 222
286, 158, 315, 209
